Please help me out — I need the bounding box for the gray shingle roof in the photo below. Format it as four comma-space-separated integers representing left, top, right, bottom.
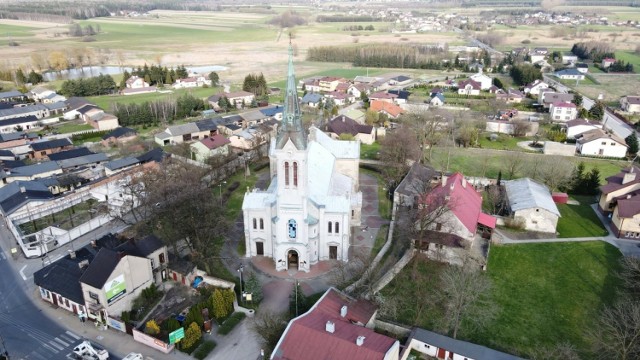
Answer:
0, 104, 48, 119
31, 138, 72, 152
57, 153, 109, 169
408, 328, 525, 360
105, 157, 139, 171
9, 161, 61, 177
504, 178, 560, 217
79, 248, 120, 288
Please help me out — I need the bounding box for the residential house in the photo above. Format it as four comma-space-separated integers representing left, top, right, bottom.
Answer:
576, 129, 627, 158
104, 157, 140, 176
565, 118, 601, 139
318, 77, 345, 92
240, 111, 272, 128
401, 327, 524, 360
125, 76, 149, 89
0, 103, 51, 122
504, 178, 560, 233
393, 162, 439, 208
430, 93, 445, 106
555, 68, 585, 80
101, 127, 138, 146
57, 153, 108, 173
47, 147, 93, 161
369, 100, 403, 119
224, 91, 256, 109
549, 102, 578, 122
430, 88, 444, 97
414, 173, 496, 265
29, 138, 73, 160
576, 63, 589, 74
0, 180, 54, 214
497, 88, 524, 103
388, 75, 412, 86
387, 89, 411, 104
523, 79, 549, 96
228, 123, 276, 151
488, 85, 501, 94
29, 87, 56, 102
301, 93, 322, 108
259, 106, 284, 121
173, 75, 211, 89
469, 70, 492, 90
154, 121, 217, 146
0, 131, 37, 150
335, 82, 350, 93
457, 79, 481, 96
41, 92, 66, 104
348, 83, 371, 99
602, 58, 616, 68
621, 96, 640, 113
341, 109, 366, 124
562, 53, 578, 64
77, 105, 119, 131
353, 76, 382, 85
325, 115, 375, 145
0, 90, 26, 103
45, 101, 68, 116
0, 115, 46, 134
324, 92, 355, 106
271, 288, 400, 360
598, 166, 640, 239
190, 134, 230, 162
539, 91, 574, 108
530, 53, 546, 64
64, 97, 93, 120
368, 92, 398, 104
4, 161, 63, 183
301, 78, 321, 93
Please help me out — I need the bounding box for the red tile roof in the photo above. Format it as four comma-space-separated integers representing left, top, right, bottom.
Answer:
199, 134, 230, 150
551, 101, 576, 108
370, 100, 403, 118
422, 173, 483, 234
272, 288, 396, 360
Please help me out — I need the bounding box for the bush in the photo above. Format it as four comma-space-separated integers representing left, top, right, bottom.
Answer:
217, 312, 246, 335
504, 218, 525, 231
145, 319, 160, 335
181, 322, 202, 352
193, 340, 217, 360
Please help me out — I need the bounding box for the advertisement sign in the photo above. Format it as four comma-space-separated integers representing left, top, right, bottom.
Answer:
104, 274, 126, 304
107, 316, 126, 332
169, 327, 185, 344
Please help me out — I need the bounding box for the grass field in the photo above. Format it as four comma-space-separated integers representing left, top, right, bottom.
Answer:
87, 87, 220, 110
615, 50, 640, 70
482, 242, 622, 358
360, 142, 380, 160
477, 133, 532, 151
556, 196, 608, 238
54, 123, 94, 134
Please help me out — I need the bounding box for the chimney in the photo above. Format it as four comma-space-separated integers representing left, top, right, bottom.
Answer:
19, 186, 26, 193
91, 240, 97, 248
340, 305, 348, 318
325, 321, 335, 333
342, 116, 346, 122
68, 250, 76, 259
78, 259, 89, 269
356, 336, 366, 346
462, 177, 467, 188
622, 169, 637, 185
441, 175, 448, 187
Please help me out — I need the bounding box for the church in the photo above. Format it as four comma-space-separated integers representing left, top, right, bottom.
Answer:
242, 46, 362, 272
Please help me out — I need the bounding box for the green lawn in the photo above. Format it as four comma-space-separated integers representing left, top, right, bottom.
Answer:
54, 123, 94, 134
477, 133, 532, 151
87, 87, 220, 110
556, 196, 608, 238
360, 142, 380, 160
0, 23, 39, 38
481, 242, 622, 358
615, 50, 640, 71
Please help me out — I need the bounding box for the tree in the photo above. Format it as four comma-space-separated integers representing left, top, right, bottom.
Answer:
144, 319, 160, 335
185, 304, 204, 328
211, 288, 228, 320
242, 73, 268, 97
618, 256, 640, 298
251, 310, 288, 357
181, 322, 202, 350
509, 63, 542, 86
165, 318, 181, 334
401, 108, 447, 162
379, 126, 421, 186
589, 301, 640, 360
208, 72, 219, 87
573, 93, 583, 107
223, 289, 236, 313
511, 120, 531, 137
15, 68, 26, 84
27, 70, 43, 85
626, 133, 639, 156
588, 101, 604, 121
436, 265, 496, 339
364, 109, 379, 125
48, 51, 69, 72
504, 152, 524, 179
492, 77, 503, 89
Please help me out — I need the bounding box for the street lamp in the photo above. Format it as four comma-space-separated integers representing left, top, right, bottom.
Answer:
218, 181, 227, 206
237, 265, 244, 304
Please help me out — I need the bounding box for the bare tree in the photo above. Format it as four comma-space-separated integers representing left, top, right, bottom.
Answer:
536, 158, 574, 192
532, 342, 581, 360
401, 108, 448, 161
379, 125, 421, 186
504, 151, 524, 179
619, 256, 640, 298
251, 310, 289, 357
589, 301, 640, 360
436, 264, 496, 339
511, 120, 531, 137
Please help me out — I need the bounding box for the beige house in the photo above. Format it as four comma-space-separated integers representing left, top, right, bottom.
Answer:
78, 106, 119, 131
599, 166, 640, 239
318, 76, 344, 92
621, 96, 640, 113
504, 178, 560, 233
225, 91, 256, 109
190, 134, 230, 162
154, 122, 215, 146
125, 76, 149, 89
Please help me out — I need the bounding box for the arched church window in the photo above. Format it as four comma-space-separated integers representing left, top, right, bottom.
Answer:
252, 218, 257, 229
335, 222, 340, 233
293, 162, 298, 187
260, 218, 264, 230
288, 219, 297, 239
284, 162, 290, 187
328, 222, 332, 233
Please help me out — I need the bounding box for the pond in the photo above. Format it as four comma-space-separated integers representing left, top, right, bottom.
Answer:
43, 65, 228, 82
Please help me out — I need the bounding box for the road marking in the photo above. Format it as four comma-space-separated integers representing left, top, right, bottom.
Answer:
48, 340, 64, 351
54, 337, 69, 347
27, 334, 58, 354
19, 265, 27, 280
65, 331, 80, 340
59, 334, 74, 343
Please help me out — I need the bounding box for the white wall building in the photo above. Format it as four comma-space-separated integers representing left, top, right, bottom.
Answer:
576, 129, 628, 158
242, 46, 362, 273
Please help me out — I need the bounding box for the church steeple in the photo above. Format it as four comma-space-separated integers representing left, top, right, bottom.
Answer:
276, 40, 306, 150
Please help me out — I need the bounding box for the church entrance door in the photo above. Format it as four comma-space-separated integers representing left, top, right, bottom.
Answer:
256, 242, 264, 256
329, 246, 337, 260
287, 250, 299, 270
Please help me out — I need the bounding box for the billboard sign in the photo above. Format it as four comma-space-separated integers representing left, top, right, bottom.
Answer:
105, 274, 126, 304
169, 327, 185, 344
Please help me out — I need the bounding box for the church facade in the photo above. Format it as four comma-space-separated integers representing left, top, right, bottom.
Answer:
242, 46, 362, 272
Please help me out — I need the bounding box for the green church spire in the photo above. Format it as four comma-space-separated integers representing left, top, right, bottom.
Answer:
276, 41, 306, 150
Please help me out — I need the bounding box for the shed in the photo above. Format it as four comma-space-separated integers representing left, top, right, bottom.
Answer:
552, 192, 569, 204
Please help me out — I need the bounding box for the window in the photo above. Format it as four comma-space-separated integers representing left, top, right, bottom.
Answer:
260, 218, 264, 230
611, 142, 616, 146
151, 259, 155, 269
293, 162, 298, 187
328, 222, 332, 233
436, 223, 442, 231
159, 253, 165, 264
41, 151, 46, 156
89, 291, 99, 301
601, 141, 607, 145
288, 219, 297, 238
352, 210, 355, 218
252, 218, 257, 229
284, 162, 290, 186
335, 222, 339, 233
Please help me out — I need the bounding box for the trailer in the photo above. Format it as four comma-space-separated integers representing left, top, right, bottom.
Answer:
68, 341, 109, 360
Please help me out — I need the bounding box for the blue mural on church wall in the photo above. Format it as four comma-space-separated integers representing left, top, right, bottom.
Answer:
288, 219, 297, 238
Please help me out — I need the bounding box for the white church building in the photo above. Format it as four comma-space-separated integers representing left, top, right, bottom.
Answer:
242, 46, 362, 273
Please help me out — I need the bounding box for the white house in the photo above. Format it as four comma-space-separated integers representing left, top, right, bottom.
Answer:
530, 53, 546, 64
576, 128, 628, 158
504, 178, 560, 233
555, 69, 585, 80
565, 118, 601, 139
469, 70, 492, 90
173, 76, 211, 89
125, 76, 149, 89
457, 79, 481, 96
562, 53, 578, 64
242, 46, 362, 273
225, 91, 256, 109
190, 134, 230, 162
621, 96, 640, 113
523, 79, 549, 96
549, 102, 578, 122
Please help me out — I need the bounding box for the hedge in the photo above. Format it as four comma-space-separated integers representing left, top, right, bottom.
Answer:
217, 312, 246, 335
193, 340, 217, 360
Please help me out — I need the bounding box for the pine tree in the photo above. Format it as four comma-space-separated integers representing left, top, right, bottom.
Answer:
626, 133, 639, 156
244, 272, 263, 303
223, 289, 236, 313
185, 304, 204, 328
181, 322, 201, 350
211, 288, 228, 320
165, 71, 173, 86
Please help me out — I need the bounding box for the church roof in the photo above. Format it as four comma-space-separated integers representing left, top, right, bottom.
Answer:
276, 44, 306, 150
309, 127, 359, 160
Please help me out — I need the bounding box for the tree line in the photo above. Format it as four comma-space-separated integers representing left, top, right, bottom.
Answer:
307, 44, 452, 70
68, 23, 101, 37
571, 42, 615, 63
242, 73, 268, 97
317, 15, 383, 22
342, 25, 375, 31
110, 93, 205, 127
509, 63, 543, 86
122, 65, 189, 88
59, 74, 116, 96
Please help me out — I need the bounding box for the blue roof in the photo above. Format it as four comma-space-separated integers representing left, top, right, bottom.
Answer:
259, 106, 283, 117
409, 328, 524, 360
47, 147, 94, 161
0, 180, 53, 214
301, 93, 322, 103
0, 115, 39, 127
432, 93, 445, 102
31, 138, 72, 152
105, 157, 140, 171
0, 90, 24, 99
9, 161, 61, 177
